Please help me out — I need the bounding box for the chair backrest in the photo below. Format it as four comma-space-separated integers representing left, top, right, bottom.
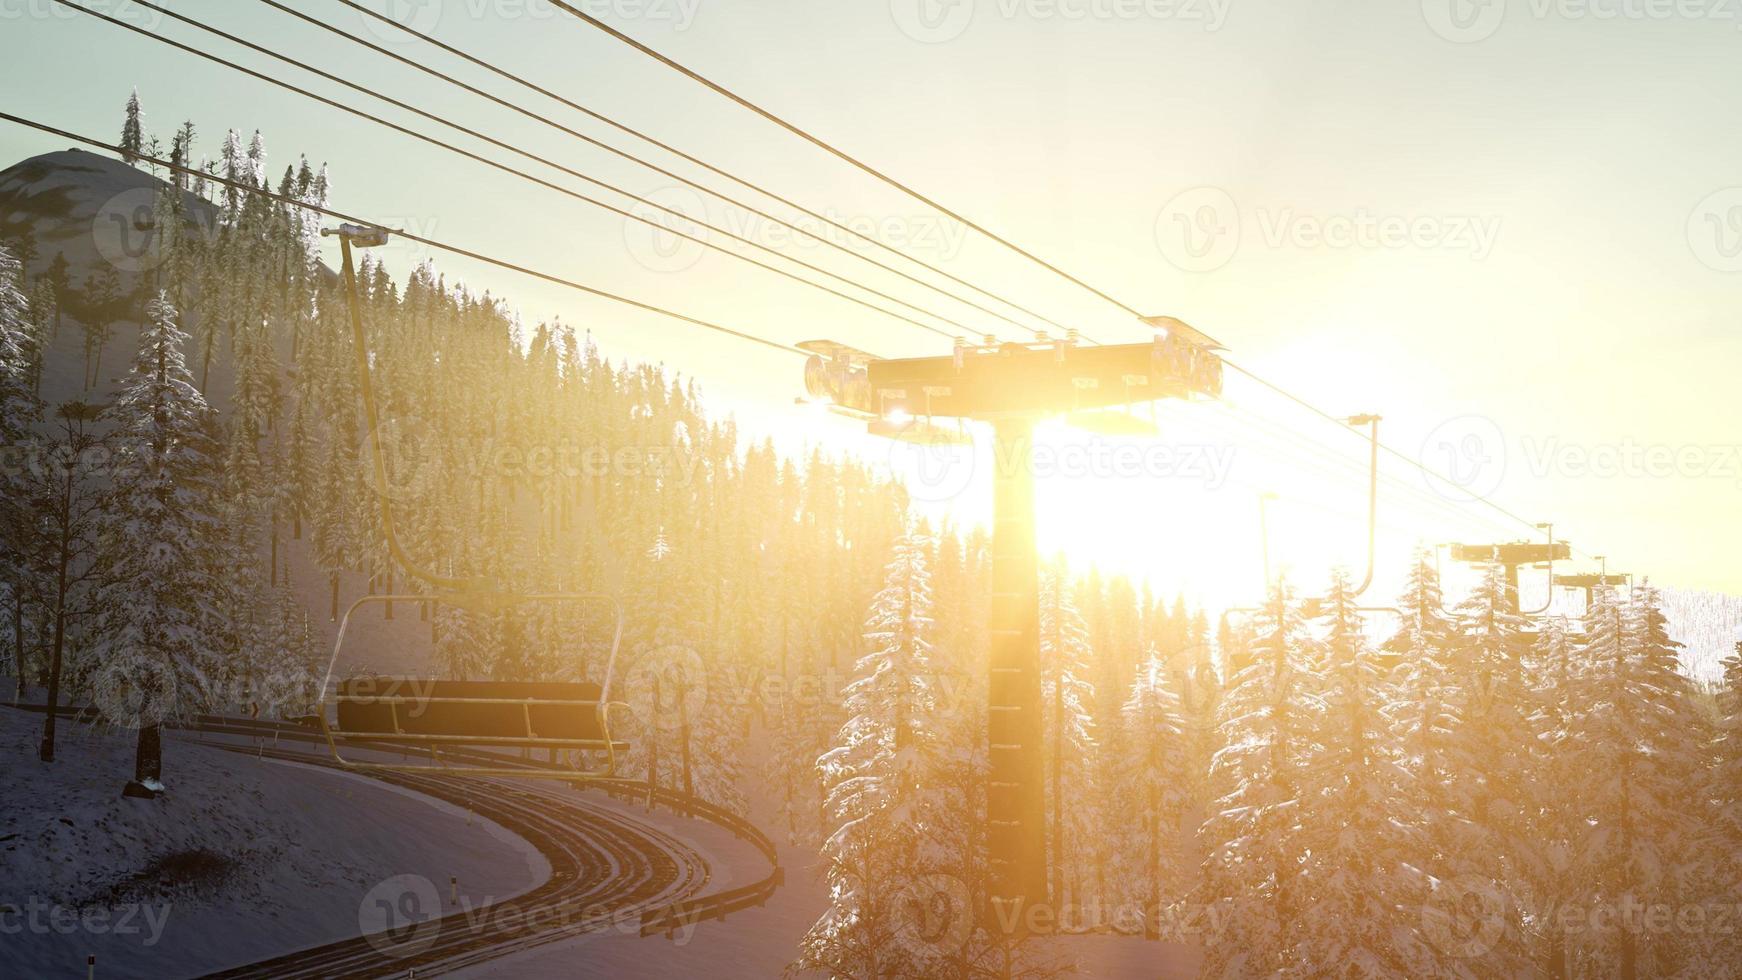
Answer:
336, 678, 609, 746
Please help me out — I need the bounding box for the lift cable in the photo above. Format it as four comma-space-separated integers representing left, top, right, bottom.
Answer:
327, 0, 1074, 339
0, 111, 819, 357
55, 0, 964, 342
1210, 401, 1523, 540
1220, 360, 1592, 559
542, 2, 1602, 560
251, 0, 1052, 341
541, 0, 1137, 326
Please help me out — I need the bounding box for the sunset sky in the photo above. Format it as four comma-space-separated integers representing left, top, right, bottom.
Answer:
3, 0, 1738, 607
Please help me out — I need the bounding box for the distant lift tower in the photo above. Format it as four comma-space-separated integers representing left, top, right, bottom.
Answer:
1450, 532, 1571, 614
801, 317, 1226, 922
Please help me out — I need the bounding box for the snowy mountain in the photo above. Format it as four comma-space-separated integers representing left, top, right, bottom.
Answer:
1660, 587, 1742, 684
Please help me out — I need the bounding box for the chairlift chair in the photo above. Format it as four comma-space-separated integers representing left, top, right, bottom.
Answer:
310, 225, 635, 783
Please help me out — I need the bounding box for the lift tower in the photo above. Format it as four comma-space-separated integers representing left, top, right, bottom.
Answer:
1553, 567, 1630, 611
802, 318, 1225, 923
1450, 538, 1571, 613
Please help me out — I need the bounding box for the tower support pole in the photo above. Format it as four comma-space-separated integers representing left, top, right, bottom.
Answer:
986, 416, 1048, 929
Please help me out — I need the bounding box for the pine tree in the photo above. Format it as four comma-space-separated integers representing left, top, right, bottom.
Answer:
79, 265, 122, 389
1116, 646, 1190, 934
794, 531, 955, 979
0, 245, 43, 700
120, 88, 145, 165
1038, 561, 1099, 910
20, 399, 110, 763
1295, 569, 1444, 976
1431, 561, 1537, 975
1558, 586, 1709, 977
96, 294, 226, 795
43, 251, 70, 340
1198, 580, 1325, 976
1706, 641, 1742, 970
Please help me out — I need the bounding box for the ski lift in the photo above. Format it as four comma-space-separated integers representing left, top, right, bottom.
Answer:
1250, 414, 1383, 601
1447, 525, 1570, 615
311, 225, 632, 783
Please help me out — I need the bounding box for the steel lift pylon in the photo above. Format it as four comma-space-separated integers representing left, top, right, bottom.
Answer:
801, 318, 1225, 926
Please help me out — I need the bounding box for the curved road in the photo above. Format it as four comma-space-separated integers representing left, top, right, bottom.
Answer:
189, 734, 714, 979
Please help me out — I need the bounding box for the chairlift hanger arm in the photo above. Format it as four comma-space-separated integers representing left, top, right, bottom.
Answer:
325, 225, 480, 593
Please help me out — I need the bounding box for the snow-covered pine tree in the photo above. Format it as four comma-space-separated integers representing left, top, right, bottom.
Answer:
1038, 560, 1099, 910
1559, 585, 1710, 977
1706, 640, 1742, 969
1295, 568, 1444, 976
1115, 646, 1190, 935
1414, 563, 1539, 974
1521, 614, 1592, 977
79, 264, 121, 389
220, 129, 246, 224
94, 294, 226, 795
1439, 560, 1537, 974
1197, 579, 1325, 977
0, 244, 42, 700
120, 88, 144, 165
794, 531, 955, 979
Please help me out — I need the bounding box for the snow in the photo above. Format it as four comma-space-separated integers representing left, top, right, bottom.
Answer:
0, 704, 546, 979
452, 763, 1205, 979
1659, 586, 1742, 684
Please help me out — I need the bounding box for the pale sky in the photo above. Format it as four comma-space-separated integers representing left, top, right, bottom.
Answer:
3, 0, 1738, 606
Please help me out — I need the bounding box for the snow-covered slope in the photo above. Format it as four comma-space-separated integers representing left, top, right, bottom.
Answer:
0, 707, 547, 980
1660, 587, 1742, 684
